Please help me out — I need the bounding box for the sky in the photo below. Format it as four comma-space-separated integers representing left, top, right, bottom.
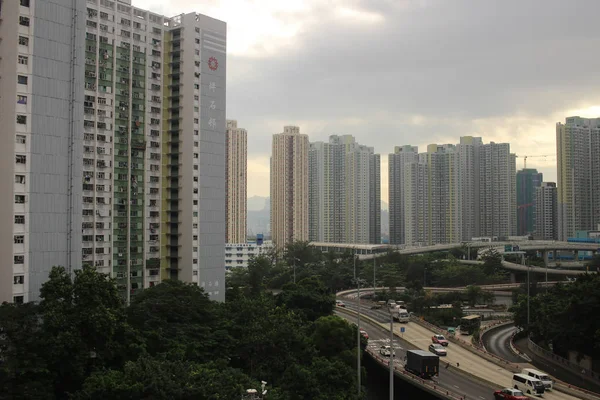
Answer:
137, 0, 600, 203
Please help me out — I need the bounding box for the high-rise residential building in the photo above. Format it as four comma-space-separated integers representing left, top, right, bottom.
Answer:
308, 135, 380, 244
426, 144, 462, 244
225, 119, 247, 243
0, 0, 227, 304
456, 136, 483, 241
404, 155, 429, 246
0, 0, 85, 304
556, 116, 600, 240
271, 126, 309, 249
478, 142, 517, 238
161, 12, 227, 302
388, 145, 418, 245
388, 137, 516, 246
535, 182, 558, 240
516, 169, 543, 236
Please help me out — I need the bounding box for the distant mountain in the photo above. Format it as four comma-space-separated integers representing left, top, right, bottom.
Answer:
247, 197, 389, 238
248, 195, 268, 211
247, 196, 270, 238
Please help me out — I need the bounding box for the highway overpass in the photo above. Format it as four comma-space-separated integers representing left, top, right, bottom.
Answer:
354, 240, 599, 260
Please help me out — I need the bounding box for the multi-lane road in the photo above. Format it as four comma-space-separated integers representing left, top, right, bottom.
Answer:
339, 298, 582, 400
335, 308, 493, 400
481, 324, 522, 364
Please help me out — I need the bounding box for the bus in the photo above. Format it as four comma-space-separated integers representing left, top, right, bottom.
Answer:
459, 315, 481, 335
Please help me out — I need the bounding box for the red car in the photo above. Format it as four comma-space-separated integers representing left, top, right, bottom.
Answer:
432, 334, 449, 346
493, 388, 528, 400
360, 329, 369, 340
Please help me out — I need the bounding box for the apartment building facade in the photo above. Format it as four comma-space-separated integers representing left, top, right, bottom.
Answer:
388, 137, 516, 247
0, 0, 227, 303
535, 182, 558, 241
388, 145, 418, 245
225, 119, 247, 244
0, 0, 84, 303
308, 135, 380, 244
270, 126, 309, 249
556, 116, 600, 241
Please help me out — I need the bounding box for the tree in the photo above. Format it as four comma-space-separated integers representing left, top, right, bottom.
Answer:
73, 357, 258, 400
277, 277, 334, 322
127, 280, 231, 362
465, 285, 483, 307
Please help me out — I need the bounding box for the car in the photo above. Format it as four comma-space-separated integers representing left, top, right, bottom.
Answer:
379, 345, 395, 357
432, 334, 449, 346
428, 343, 447, 356
336, 300, 346, 307
493, 388, 528, 400
360, 329, 369, 340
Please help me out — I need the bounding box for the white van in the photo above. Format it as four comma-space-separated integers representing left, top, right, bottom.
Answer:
512, 373, 545, 396
522, 368, 553, 390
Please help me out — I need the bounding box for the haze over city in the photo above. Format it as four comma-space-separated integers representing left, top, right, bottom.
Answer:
138, 0, 600, 201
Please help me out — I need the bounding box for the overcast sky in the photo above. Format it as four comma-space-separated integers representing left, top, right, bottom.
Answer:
137, 0, 600, 202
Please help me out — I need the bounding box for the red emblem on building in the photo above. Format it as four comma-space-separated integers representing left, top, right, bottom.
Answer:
208, 56, 218, 71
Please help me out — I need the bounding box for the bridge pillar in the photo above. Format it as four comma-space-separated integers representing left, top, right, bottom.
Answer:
510, 272, 516, 283
543, 250, 549, 267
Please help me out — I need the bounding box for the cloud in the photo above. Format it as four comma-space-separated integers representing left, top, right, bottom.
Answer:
136, 0, 600, 200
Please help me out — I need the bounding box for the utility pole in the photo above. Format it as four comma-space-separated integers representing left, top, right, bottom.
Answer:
389, 308, 395, 400
355, 248, 361, 399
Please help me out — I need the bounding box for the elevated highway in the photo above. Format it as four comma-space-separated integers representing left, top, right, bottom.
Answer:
356, 240, 599, 260
338, 297, 593, 400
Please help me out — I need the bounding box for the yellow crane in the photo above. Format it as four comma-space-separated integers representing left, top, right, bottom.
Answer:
517, 154, 553, 169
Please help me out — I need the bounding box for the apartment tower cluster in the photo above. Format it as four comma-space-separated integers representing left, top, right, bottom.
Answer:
0, 0, 227, 303
389, 137, 517, 246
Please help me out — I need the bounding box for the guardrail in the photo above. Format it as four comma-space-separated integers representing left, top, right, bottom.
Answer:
527, 338, 600, 383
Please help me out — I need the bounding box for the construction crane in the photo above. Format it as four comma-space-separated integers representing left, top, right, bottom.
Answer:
516, 154, 553, 169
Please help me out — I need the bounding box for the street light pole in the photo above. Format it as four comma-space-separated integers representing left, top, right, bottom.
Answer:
389, 308, 394, 400
293, 257, 296, 284
355, 248, 362, 399
373, 256, 376, 298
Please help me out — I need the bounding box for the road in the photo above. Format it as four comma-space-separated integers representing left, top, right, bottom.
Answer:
481, 324, 523, 364
335, 309, 493, 400
339, 299, 581, 400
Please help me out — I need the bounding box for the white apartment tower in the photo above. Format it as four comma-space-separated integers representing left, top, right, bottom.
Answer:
388, 145, 418, 245
309, 135, 380, 244
225, 119, 247, 244
388, 137, 516, 246
477, 142, 517, 238
535, 182, 558, 240
0, 0, 227, 303
271, 126, 309, 249
0, 0, 84, 304
556, 116, 600, 240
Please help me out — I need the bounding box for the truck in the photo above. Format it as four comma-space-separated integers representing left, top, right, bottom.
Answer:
404, 350, 439, 379
394, 308, 410, 323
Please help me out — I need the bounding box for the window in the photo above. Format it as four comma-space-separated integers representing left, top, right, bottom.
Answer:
20, 0, 30, 6
18, 75, 28, 84
18, 36, 29, 46
16, 155, 26, 164
13, 296, 24, 304
14, 255, 24, 264
18, 55, 28, 65
15, 195, 25, 203
16, 115, 26, 124
19, 16, 30, 26
14, 235, 24, 244
14, 215, 25, 224
16, 135, 26, 144
15, 175, 25, 184
17, 95, 27, 104
14, 275, 24, 285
